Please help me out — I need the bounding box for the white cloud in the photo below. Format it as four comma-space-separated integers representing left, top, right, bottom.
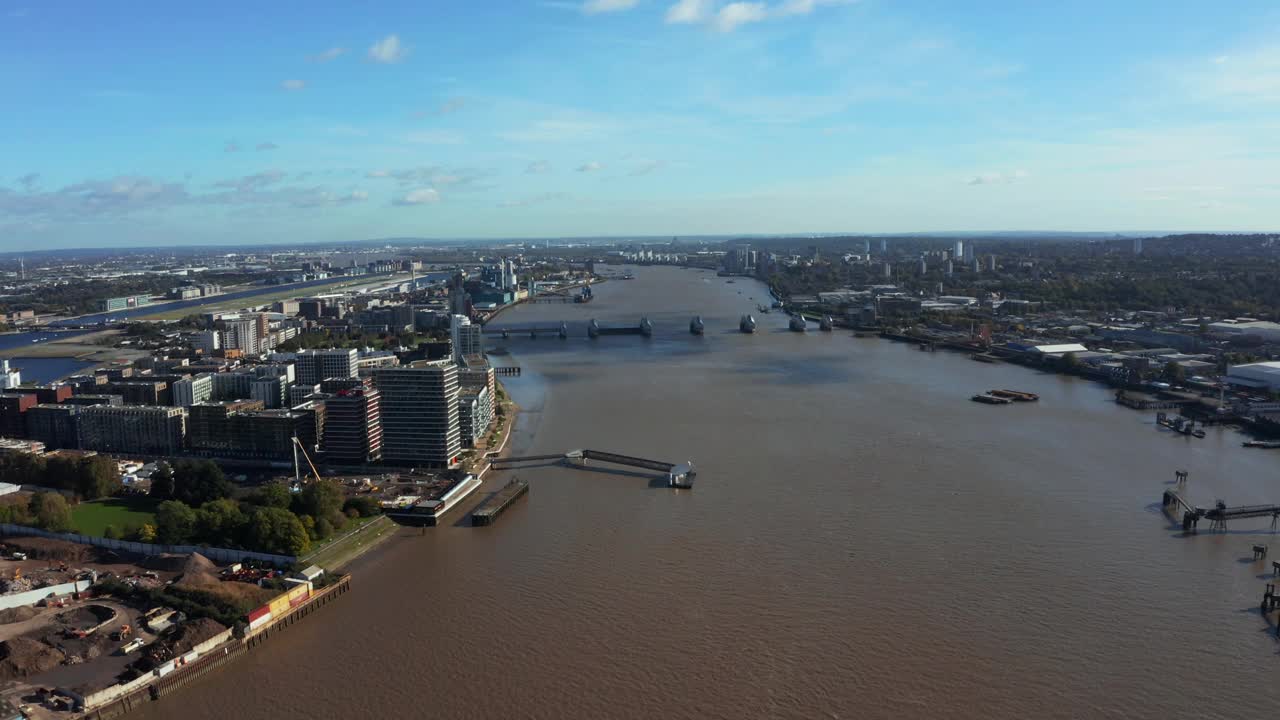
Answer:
576, 161, 604, 172
310, 47, 347, 63
583, 0, 639, 14
256, 142, 279, 151
713, 2, 767, 32
666, 0, 849, 31
368, 34, 408, 64
395, 188, 441, 205
966, 169, 1029, 186
15, 173, 39, 191
213, 169, 288, 192
499, 119, 615, 143
281, 79, 307, 91
366, 169, 391, 178
776, 0, 853, 17
665, 0, 713, 23
525, 160, 552, 174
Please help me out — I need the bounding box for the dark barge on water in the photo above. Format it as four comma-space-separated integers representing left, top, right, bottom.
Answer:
472, 478, 529, 527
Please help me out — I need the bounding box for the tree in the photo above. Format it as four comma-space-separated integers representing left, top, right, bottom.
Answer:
245, 507, 310, 556
249, 482, 292, 509
150, 463, 174, 499
343, 496, 381, 518
75, 456, 121, 499
27, 492, 72, 532
156, 500, 198, 544
314, 517, 334, 541
137, 523, 158, 543
171, 460, 234, 507
297, 480, 344, 520
195, 499, 247, 547
103, 525, 121, 540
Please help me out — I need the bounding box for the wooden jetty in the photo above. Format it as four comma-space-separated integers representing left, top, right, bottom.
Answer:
472, 478, 529, 526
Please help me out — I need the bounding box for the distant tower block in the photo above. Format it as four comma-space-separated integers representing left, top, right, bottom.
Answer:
1133, 237, 1144, 255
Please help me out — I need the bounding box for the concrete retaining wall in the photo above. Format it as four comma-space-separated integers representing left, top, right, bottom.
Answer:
0, 577, 92, 611
0, 523, 295, 565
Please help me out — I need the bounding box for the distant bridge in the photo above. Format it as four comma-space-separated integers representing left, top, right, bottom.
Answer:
493, 449, 694, 488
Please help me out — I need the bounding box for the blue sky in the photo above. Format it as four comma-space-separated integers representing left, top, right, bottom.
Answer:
1, 0, 1278, 248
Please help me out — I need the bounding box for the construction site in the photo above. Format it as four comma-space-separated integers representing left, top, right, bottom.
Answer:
0, 535, 324, 719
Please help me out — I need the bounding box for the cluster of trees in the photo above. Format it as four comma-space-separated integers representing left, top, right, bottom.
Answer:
137, 460, 381, 556
0, 453, 121, 500
275, 329, 420, 353
0, 492, 74, 532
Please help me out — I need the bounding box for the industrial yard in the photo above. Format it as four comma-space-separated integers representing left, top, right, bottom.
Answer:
0, 535, 333, 718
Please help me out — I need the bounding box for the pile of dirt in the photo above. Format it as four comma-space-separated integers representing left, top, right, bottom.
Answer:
138, 553, 190, 573
0, 636, 65, 680
0, 607, 38, 625
165, 618, 228, 655
2, 538, 94, 564
173, 553, 274, 605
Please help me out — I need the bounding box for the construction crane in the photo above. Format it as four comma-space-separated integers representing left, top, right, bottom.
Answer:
292, 435, 323, 487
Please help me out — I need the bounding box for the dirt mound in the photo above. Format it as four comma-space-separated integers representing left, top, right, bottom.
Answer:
165, 618, 228, 655
139, 553, 190, 573
173, 553, 273, 605
182, 553, 217, 576
0, 607, 38, 625
0, 637, 65, 680
1, 537, 94, 564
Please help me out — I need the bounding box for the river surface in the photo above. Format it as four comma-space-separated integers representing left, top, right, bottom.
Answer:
140, 267, 1280, 719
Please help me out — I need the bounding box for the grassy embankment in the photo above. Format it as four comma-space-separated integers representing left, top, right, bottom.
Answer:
69, 497, 159, 536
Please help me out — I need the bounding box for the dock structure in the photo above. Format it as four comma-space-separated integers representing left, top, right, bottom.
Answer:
495, 449, 695, 488
1161, 470, 1280, 533
471, 478, 529, 526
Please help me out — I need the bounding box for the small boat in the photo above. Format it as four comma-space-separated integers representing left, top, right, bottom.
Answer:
971, 394, 1012, 405
558, 321, 568, 339
989, 389, 1039, 402
588, 319, 600, 339
970, 353, 999, 363
639, 317, 653, 337
789, 315, 807, 332
740, 315, 756, 333
689, 316, 705, 335
1243, 440, 1280, 449
819, 316, 834, 332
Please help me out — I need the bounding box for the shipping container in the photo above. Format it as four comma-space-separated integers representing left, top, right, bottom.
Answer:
247, 605, 271, 623
268, 595, 291, 618
248, 611, 273, 631
182, 651, 199, 665
156, 661, 176, 677
287, 583, 311, 609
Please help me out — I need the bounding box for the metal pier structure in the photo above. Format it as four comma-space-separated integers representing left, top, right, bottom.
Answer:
494, 449, 695, 488
1161, 470, 1280, 533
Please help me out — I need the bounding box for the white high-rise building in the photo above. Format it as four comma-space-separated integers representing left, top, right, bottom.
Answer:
0, 360, 19, 390
225, 319, 260, 355
295, 348, 358, 386
450, 315, 483, 363
1133, 237, 1144, 255
172, 373, 213, 407
192, 330, 220, 353
953, 240, 964, 262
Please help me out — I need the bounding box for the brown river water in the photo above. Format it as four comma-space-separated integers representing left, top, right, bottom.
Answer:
143, 266, 1280, 719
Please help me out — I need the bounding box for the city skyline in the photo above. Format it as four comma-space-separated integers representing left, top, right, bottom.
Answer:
3, 1, 1280, 249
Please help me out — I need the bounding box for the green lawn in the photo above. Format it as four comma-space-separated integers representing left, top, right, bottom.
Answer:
71, 497, 159, 537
